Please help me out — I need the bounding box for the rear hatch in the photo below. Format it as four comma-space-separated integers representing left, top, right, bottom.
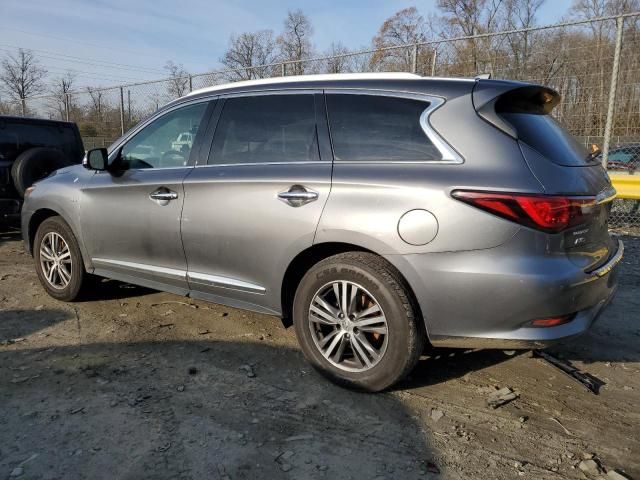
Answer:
473, 82, 617, 272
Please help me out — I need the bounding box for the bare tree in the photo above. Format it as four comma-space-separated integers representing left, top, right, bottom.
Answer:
220, 30, 278, 80
504, 0, 545, 77
87, 87, 104, 119
370, 7, 431, 72
164, 61, 189, 99
0, 49, 47, 116
325, 42, 352, 73
48, 72, 76, 120
278, 9, 314, 75
437, 0, 506, 74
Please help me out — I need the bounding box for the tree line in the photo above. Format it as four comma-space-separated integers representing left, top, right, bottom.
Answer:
1, 0, 639, 142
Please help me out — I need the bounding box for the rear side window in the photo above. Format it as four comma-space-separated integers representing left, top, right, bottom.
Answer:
326, 94, 442, 162
209, 94, 319, 165
0, 123, 81, 163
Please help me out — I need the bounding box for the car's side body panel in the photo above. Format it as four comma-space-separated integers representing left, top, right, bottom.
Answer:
22, 75, 621, 350
180, 90, 333, 314
81, 167, 192, 293
182, 162, 332, 314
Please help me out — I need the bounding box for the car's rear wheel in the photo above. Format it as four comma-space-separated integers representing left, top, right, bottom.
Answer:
293, 252, 425, 392
34, 216, 86, 301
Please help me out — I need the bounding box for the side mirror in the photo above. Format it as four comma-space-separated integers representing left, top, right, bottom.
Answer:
84, 148, 109, 171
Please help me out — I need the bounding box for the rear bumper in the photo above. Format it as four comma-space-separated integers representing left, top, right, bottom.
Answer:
385, 236, 623, 349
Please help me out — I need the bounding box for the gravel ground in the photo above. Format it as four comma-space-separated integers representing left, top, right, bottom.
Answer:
1, 227, 638, 480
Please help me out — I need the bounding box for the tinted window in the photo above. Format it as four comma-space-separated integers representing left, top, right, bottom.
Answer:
499, 112, 593, 167
120, 102, 207, 169
326, 94, 441, 162
209, 95, 319, 165
0, 123, 81, 163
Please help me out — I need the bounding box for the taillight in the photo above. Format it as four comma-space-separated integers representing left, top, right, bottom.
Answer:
451, 190, 596, 233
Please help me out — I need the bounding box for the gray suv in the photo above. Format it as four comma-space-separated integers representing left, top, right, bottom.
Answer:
21, 73, 623, 391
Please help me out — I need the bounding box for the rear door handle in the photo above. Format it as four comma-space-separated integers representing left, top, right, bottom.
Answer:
149, 188, 178, 204
278, 185, 319, 207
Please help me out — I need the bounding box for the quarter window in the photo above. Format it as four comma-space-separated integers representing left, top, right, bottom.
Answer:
326, 94, 442, 162
119, 102, 208, 169
208, 94, 319, 165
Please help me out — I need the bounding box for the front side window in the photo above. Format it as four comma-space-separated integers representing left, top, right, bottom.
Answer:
326, 94, 442, 162
208, 94, 319, 165
119, 102, 208, 169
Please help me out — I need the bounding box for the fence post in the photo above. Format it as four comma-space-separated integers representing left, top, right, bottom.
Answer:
65, 93, 70, 122
119, 87, 125, 135
412, 44, 418, 74
281, 62, 286, 77
431, 49, 438, 77
602, 15, 624, 168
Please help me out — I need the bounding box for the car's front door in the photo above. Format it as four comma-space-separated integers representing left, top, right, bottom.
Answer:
181, 91, 333, 314
81, 100, 212, 294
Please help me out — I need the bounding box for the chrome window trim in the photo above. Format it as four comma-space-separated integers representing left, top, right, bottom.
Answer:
324, 88, 464, 164
96, 165, 193, 173
194, 161, 327, 169
187, 87, 463, 168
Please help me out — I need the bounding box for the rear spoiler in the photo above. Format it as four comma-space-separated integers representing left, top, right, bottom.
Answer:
472, 81, 560, 138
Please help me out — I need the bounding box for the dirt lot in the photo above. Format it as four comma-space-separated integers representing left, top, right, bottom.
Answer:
1, 228, 638, 480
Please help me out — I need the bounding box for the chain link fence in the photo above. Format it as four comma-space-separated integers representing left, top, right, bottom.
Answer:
2, 13, 639, 233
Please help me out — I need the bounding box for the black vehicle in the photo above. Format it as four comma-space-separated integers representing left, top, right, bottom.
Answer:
0, 116, 84, 222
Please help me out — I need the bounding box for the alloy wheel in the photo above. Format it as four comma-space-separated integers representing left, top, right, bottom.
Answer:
39, 232, 72, 289
308, 280, 389, 372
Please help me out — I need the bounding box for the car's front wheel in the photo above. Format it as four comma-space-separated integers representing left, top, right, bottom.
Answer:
293, 252, 425, 392
34, 216, 86, 301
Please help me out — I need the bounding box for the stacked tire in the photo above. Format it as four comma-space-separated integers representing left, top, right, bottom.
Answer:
11, 147, 74, 197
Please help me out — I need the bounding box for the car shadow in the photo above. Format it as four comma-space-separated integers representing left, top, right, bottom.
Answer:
398, 348, 524, 391
0, 337, 439, 479
0, 308, 74, 343
78, 277, 155, 302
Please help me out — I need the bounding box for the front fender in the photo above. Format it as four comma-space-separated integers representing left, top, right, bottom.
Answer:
21, 166, 94, 272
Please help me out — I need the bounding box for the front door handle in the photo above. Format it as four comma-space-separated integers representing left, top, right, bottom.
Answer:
149, 188, 178, 205
278, 185, 319, 207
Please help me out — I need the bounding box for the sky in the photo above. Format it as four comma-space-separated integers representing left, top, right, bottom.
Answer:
0, 0, 573, 90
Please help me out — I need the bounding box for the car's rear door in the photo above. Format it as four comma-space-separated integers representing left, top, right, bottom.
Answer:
81, 100, 214, 293
181, 91, 332, 314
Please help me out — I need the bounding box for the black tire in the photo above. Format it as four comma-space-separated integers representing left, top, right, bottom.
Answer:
33, 216, 86, 301
293, 252, 425, 392
11, 147, 73, 197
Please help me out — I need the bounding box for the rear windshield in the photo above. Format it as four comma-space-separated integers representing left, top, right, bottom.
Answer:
0, 122, 82, 163
499, 112, 593, 167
